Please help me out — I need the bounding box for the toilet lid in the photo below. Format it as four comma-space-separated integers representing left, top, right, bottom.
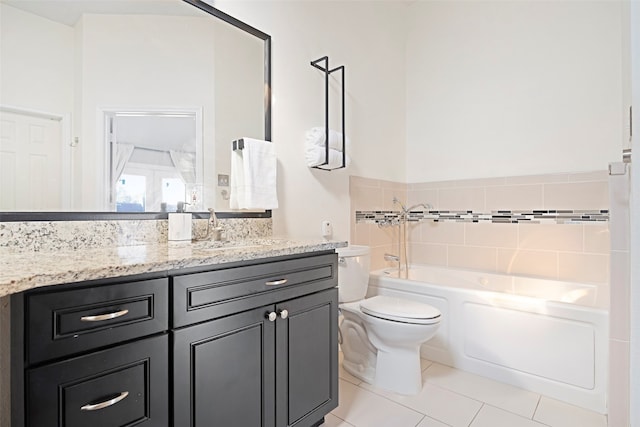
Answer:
360, 296, 441, 325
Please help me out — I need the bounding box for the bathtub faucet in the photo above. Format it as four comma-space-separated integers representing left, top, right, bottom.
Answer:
392, 197, 433, 279
384, 253, 400, 263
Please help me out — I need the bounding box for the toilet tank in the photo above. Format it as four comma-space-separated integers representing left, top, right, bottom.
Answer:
336, 245, 371, 303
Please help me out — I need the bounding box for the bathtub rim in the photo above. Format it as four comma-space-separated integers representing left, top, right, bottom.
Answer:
369, 264, 609, 312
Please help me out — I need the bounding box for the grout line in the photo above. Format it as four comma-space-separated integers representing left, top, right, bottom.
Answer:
532, 395, 542, 420
466, 403, 483, 427
480, 402, 553, 427
413, 415, 426, 427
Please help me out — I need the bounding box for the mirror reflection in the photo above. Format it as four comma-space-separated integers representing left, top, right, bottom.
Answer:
109, 110, 201, 212
0, 0, 268, 213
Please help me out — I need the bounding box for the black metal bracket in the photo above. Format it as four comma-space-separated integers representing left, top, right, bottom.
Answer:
310, 56, 346, 170
232, 138, 245, 151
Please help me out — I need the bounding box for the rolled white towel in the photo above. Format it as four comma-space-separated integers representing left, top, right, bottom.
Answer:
305, 127, 350, 152
305, 145, 350, 169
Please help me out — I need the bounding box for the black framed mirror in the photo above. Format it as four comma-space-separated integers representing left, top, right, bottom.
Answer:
0, 0, 271, 221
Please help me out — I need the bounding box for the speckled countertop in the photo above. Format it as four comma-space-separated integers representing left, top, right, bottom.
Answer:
0, 238, 348, 297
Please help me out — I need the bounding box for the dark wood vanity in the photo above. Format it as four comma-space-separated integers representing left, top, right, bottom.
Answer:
2, 251, 338, 427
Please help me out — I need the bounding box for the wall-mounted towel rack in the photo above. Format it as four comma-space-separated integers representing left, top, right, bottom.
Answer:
310, 56, 345, 170
232, 138, 245, 151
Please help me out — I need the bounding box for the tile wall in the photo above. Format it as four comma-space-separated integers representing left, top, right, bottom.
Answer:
607, 163, 631, 426
350, 172, 610, 286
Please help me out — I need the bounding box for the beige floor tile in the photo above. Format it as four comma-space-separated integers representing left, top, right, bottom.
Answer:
332, 379, 424, 427
321, 413, 355, 427
533, 396, 607, 427
424, 363, 540, 418
416, 415, 451, 427
360, 380, 482, 427
471, 405, 549, 427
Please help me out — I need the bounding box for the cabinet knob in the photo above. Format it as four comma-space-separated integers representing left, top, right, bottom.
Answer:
279, 309, 289, 319
266, 311, 277, 322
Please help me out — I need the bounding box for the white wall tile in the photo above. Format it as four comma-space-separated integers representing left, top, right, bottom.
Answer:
448, 245, 497, 272
558, 252, 609, 284
496, 249, 558, 279
544, 181, 609, 210
518, 223, 583, 252
421, 221, 465, 245
608, 339, 630, 427
485, 185, 543, 211
438, 187, 485, 211
465, 223, 518, 248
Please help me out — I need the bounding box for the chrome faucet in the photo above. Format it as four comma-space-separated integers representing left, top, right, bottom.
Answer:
208, 208, 218, 228
392, 197, 432, 217
391, 197, 432, 277
207, 208, 223, 241
384, 253, 400, 263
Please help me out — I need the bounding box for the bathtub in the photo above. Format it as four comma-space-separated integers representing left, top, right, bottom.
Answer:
368, 265, 609, 413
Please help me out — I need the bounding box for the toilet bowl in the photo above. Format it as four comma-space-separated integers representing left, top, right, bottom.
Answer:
337, 245, 441, 395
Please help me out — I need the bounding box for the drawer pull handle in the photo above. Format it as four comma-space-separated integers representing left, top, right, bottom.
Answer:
278, 309, 289, 319
265, 279, 287, 286
80, 391, 129, 411
266, 311, 277, 322
81, 309, 129, 322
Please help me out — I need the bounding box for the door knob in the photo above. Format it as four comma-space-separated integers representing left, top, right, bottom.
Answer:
266, 311, 277, 322
278, 309, 288, 319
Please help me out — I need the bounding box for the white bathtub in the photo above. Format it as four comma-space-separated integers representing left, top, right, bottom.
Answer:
368, 265, 609, 413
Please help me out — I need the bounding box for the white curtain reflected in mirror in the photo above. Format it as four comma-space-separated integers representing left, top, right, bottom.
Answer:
106, 110, 203, 212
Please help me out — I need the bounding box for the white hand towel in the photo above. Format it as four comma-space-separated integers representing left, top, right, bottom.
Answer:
230, 138, 278, 210
229, 148, 245, 209
305, 127, 350, 152
305, 145, 350, 169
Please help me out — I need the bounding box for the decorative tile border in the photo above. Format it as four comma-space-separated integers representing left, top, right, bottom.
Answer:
356, 209, 609, 225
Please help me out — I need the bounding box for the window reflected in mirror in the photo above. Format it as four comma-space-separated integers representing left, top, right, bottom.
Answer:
107, 110, 202, 212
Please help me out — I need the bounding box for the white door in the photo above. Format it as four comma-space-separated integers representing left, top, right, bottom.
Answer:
0, 111, 63, 210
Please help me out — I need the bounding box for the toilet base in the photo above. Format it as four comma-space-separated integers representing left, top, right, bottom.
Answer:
342, 358, 375, 385
374, 347, 423, 395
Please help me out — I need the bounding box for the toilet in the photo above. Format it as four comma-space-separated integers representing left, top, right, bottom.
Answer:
337, 245, 441, 395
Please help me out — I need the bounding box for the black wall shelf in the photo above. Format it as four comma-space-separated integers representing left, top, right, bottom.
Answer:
310, 56, 346, 171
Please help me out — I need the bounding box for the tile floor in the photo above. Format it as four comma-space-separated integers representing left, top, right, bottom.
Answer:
323, 354, 608, 427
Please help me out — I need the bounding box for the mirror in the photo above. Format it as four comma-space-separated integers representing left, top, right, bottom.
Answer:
0, 0, 271, 217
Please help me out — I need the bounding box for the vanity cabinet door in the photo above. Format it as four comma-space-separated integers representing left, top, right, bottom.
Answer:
276, 288, 339, 427
26, 334, 168, 427
173, 305, 276, 427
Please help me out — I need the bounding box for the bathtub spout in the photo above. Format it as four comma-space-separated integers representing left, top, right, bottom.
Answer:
384, 253, 401, 276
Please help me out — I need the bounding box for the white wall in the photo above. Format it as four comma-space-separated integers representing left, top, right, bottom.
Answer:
0, 4, 74, 115
405, 1, 625, 183
629, 0, 640, 423
212, 1, 408, 240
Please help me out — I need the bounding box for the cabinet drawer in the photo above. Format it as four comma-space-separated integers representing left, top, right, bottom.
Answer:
173, 253, 337, 327
26, 334, 168, 427
27, 277, 168, 364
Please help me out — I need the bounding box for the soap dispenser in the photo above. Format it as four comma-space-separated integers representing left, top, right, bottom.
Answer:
168, 202, 192, 241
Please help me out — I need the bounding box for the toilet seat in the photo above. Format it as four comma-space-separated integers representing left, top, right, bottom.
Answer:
360, 296, 441, 325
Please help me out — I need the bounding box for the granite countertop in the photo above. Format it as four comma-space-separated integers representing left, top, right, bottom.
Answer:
0, 238, 348, 297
